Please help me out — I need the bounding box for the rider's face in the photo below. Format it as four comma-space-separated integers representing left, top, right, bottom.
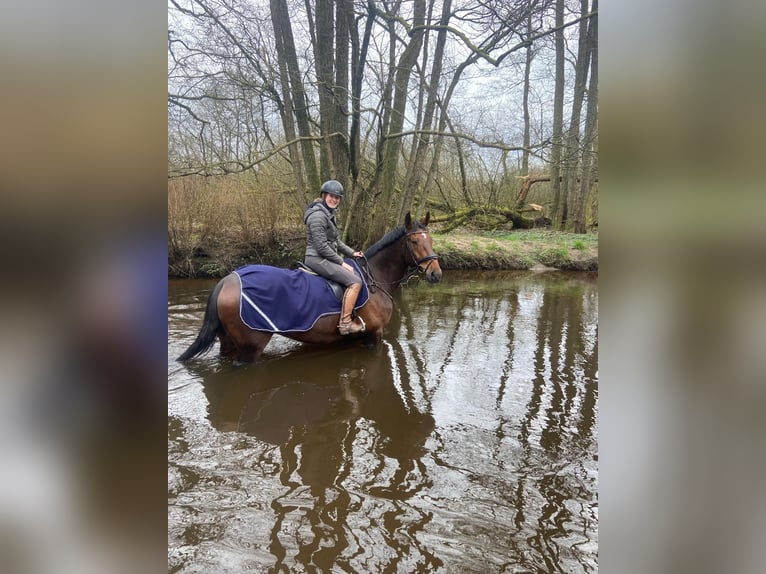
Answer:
324, 193, 341, 207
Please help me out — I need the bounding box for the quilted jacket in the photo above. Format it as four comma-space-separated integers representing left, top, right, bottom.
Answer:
303, 200, 355, 265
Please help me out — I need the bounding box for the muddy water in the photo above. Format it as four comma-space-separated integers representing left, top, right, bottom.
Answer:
168, 270, 598, 573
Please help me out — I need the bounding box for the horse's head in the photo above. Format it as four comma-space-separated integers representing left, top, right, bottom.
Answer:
404, 212, 443, 284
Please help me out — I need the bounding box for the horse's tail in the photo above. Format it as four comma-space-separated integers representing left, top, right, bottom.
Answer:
177, 279, 226, 362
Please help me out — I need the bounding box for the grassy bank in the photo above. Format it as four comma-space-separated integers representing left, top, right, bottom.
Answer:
433, 229, 598, 272
168, 227, 597, 278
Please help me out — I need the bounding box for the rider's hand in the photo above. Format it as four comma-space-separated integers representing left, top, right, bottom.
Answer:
352, 250, 364, 258
342, 262, 353, 273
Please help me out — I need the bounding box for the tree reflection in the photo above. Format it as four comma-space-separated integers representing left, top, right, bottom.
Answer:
400, 272, 598, 572
517, 277, 599, 572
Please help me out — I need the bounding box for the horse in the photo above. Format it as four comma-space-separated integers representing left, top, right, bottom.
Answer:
177, 212, 442, 363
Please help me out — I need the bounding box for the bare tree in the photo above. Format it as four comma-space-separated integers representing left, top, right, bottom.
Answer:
398, 0, 453, 222
270, 0, 320, 198
348, 0, 375, 187
569, 0, 597, 233
521, 10, 535, 177
363, 0, 427, 245
549, 0, 566, 229
562, 0, 591, 226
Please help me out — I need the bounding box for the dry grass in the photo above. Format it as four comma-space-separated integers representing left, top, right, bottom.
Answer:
168, 175, 304, 277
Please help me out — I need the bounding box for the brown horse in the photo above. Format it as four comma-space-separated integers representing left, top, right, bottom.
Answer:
177, 212, 442, 363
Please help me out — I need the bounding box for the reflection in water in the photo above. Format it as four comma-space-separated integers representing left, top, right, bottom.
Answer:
389, 272, 598, 572
183, 344, 438, 572
168, 271, 598, 573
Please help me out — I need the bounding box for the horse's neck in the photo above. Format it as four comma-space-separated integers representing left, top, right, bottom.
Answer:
368, 243, 407, 290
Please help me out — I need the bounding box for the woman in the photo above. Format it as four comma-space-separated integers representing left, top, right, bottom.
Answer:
303, 180, 365, 335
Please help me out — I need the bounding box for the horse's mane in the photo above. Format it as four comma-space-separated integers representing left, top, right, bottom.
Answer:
364, 226, 404, 259
364, 220, 425, 259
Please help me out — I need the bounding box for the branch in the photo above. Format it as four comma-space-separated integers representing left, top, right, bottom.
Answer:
384, 128, 548, 158
410, 11, 598, 67
168, 133, 348, 179
168, 0, 205, 19
168, 92, 239, 103
168, 95, 209, 126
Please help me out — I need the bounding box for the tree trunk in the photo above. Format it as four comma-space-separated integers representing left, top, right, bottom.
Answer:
348, 1, 397, 244
365, 0, 427, 245
431, 207, 536, 231
349, 1, 374, 187
270, 2, 304, 199
521, 11, 534, 177
443, 110, 471, 206
420, 49, 481, 226
315, 0, 335, 182
341, 1, 375, 243
360, 11, 396, 217
270, 0, 319, 196
400, 0, 431, 220
563, 0, 591, 230
570, 0, 598, 234
398, 0, 452, 222
549, 0, 566, 229
332, 0, 351, 189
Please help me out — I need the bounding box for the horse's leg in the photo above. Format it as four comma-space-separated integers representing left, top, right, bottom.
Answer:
216, 274, 273, 363
357, 295, 390, 348
361, 329, 383, 347
233, 332, 272, 363
218, 330, 237, 358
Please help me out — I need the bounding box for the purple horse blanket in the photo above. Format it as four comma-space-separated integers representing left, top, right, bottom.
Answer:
233, 260, 369, 333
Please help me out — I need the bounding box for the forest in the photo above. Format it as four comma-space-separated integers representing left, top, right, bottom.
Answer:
168, 0, 598, 271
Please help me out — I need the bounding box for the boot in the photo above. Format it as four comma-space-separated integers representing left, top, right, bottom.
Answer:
338, 283, 365, 335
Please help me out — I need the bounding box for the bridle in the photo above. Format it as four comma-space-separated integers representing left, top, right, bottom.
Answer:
405, 230, 440, 275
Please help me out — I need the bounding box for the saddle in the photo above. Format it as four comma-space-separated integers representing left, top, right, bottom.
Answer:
292, 262, 345, 300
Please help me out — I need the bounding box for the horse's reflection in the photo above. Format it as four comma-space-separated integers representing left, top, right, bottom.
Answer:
194, 343, 435, 570
198, 342, 434, 485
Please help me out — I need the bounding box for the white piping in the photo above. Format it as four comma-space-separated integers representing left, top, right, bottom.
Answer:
241, 291, 280, 331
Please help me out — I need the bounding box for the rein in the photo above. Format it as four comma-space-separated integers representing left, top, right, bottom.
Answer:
356, 255, 395, 302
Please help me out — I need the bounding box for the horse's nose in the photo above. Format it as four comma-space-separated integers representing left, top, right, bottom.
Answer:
427, 267, 442, 283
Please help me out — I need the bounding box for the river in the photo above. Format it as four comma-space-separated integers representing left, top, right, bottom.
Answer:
168, 270, 598, 573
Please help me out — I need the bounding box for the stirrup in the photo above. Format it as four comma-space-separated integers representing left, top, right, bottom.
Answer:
338, 316, 365, 335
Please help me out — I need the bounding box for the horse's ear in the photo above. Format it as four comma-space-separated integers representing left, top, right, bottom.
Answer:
404, 211, 412, 231
421, 211, 430, 227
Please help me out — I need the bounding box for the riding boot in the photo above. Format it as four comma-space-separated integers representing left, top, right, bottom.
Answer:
338, 283, 364, 335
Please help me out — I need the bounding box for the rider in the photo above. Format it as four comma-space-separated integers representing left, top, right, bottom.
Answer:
303, 180, 365, 335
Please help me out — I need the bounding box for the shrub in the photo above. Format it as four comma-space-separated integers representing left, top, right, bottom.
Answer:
572, 239, 587, 251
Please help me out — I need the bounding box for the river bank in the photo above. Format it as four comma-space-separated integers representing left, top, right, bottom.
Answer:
168, 228, 598, 278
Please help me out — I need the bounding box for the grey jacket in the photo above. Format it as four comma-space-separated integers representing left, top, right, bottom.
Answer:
303, 200, 354, 265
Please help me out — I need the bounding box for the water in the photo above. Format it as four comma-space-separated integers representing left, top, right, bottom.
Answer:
168, 270, 598, 573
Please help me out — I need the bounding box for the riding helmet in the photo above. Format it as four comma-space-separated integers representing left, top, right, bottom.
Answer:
320, 180, 344, 198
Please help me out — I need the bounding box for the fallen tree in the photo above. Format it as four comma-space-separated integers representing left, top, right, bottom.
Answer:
514, 175, 551, 210
430, 206, 546, 232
